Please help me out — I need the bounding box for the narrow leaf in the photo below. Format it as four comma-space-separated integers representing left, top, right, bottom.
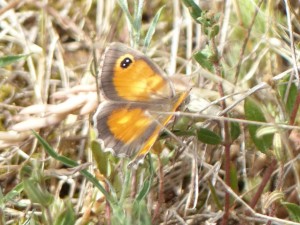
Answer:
230, 121, 241, 141
135, 180, 151, 202
181, 0, 202, 22
133, 0, 144, 37
197, 127, 222, 145
117, 0, 134, 29
278, 80, 297, 116
32, 131, 115, 204
230, 163, 238, 192
0, 53, 31, 67
54, 201, 76, 225
91, 141, 112, 177
144, 5, 165, 49
2, 183, 24, 203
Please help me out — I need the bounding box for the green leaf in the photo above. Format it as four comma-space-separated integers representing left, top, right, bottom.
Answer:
278, 80, 297, 116
21, 165, 54, 207
117, 0, 135, 44
1, 183, 24, 204
173, 116, 191, 131
0, 53, 31, 67
282, 202, 300, 222
22, 180, 54, 207
133, 0, 143, 29
197, 127, 222, 145
54, 201, 76, 225
91, 140, 113, 177
144, 5, 165, 49
244, 98, 273, 153
32, 131, 115, 205
230, 121, 241, 141
135, 155, 154, 203
135, 180, 151, 202
181, 0, 202, 23
132, 0, 143, 44
207, 180, 222, 210
209, 24, 220, 38
117, 0, 133, 25
134, 155, 155, 204
132, 200, 152, 225
197, 16, 212, 27
230, 163, 238, 192
193, 46, 214, 72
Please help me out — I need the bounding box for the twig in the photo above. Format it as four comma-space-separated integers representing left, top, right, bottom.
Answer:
211, 36, 231, 225
0, 0, 24, 15
248, 159, 277, 210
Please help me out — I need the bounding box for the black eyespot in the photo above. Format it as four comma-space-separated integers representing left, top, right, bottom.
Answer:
120, 57, 133, 68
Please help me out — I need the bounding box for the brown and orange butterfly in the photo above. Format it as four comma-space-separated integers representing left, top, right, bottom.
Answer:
93, 42, 188, 166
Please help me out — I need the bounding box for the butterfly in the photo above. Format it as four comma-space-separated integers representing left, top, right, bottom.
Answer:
93, 42, 188, 167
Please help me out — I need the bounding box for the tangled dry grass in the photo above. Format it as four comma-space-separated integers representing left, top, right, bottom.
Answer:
1, 0, 300, 225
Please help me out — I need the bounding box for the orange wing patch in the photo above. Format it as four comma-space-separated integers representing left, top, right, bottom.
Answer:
113, 55, 172, 101
107, 108, 152, 144
130, 91, 189, 165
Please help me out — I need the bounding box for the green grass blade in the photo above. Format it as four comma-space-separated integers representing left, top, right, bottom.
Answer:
181, 0, 202, 22
117, 0, 133, 25
2, 183, 24, 203
32, 130, 115, 205
117, 0, 134, 44
0, 53, 31, 67
133, 0, 144, 44
144, 5, 165, 50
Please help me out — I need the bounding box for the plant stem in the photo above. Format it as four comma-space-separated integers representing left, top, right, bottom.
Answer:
211, 38, 232, 225
248, 159, 277, 210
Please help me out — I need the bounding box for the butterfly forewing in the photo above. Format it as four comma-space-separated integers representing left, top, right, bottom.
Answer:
100, 43, 174, 103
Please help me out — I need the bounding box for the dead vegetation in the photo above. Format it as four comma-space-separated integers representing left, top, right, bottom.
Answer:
1, 0, 300, 224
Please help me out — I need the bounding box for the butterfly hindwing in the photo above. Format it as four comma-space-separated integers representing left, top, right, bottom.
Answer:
94, 101, 165, 157
93, 91, 187, 159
